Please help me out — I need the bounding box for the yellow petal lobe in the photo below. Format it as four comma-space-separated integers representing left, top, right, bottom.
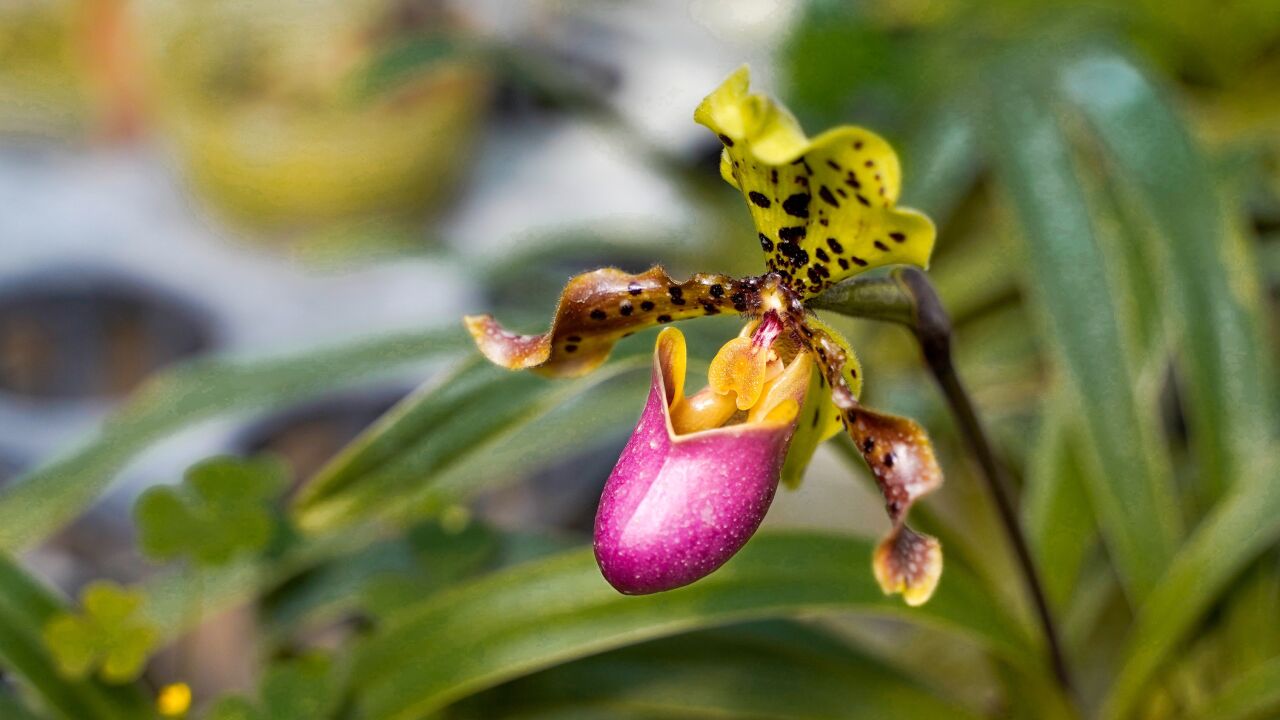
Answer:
695, 66, 936, 297
708, 336, 773, 411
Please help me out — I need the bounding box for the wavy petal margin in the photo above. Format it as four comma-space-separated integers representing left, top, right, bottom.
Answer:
465, 266, 757, 378
694, 66, 936, 297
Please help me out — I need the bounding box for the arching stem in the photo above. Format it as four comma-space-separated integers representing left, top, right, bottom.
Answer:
810, 268, 1075, 698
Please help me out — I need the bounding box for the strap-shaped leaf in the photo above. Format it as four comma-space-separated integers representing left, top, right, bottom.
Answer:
1190, 654, 1280, 720
0, 328, 468, 553
985, 51, 1180, 604
0, 693, 41, 720
459, 623, 983, 719
294, 356, 649, 532
694, 66, 935, 297
1103, 468, 1280, 720
1023, 390, 1095, 612
351, 532, 1021, 720
1061, 49, 1277, 500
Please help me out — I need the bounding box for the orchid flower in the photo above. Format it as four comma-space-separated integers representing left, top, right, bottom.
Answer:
465, 67, 943, 605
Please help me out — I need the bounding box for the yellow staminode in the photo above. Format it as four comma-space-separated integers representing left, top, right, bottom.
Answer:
658, 327, 807, 436
707, 332, 775, 411
695, 66, 936, 297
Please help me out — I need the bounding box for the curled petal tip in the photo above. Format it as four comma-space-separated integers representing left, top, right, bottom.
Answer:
464, 314, 550, 371
873, 526, 942, 607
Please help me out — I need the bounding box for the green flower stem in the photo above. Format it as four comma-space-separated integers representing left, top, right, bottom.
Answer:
810, 268, 1075, 699
806, 275, 918, 326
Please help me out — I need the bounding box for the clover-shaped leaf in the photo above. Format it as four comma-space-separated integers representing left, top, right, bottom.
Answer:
205, 654, 335, 720
43, 581, 159, 683
135, 456, 287, 566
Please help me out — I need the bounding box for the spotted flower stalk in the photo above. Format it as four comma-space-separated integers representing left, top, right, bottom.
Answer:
466, 67, 944, 605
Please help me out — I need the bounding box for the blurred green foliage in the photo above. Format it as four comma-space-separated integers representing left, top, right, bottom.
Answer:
0, 1, 1278, 719
135, 457, 286, 566
42, 583, 157, 685
205, 654, 337, 720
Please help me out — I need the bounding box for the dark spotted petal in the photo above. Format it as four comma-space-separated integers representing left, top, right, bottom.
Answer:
694, 66, 935, 298
465, 266, 752, 378
796, 316, 944, 605
844, 405, 944, 605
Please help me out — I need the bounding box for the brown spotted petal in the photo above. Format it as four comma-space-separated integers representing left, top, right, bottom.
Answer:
845, 405, 944, 606
788, 313, 943, 605
465, 266, 754, 378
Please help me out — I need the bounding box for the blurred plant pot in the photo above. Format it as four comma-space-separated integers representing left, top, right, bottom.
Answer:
135, 0, 490, 232
0, 270, 214, 401
0, 0, 142, 140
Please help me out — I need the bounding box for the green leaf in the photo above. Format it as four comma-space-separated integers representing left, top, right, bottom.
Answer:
984, 48, 1181, 603
898, 97, 981, 224
780, 1, 898, 128
260, 653, 338, 720
206, 654, 337, 720
459, 622, 983, 719
1190, 653, 1280, 720
42, 582, 158, 684
293, 354, 648, 532
263, 516, 501, 642
136, 456, 287, 566
0, 691, 42, 720
352, 531, 1031, 720
139, 517, 513, 657
407, 365, 647, 516
205, 696, 259, 720
140, 525, 383, 642
1039, 46, 1280, 719
0, 328, 468, 554
1023, 391, 1095, 613
355, 34, 470, 100
1219, 557, 1280, 679
0, 557, 149, 719
1059, 48, 1277, 500
1102, 461, 1280, 720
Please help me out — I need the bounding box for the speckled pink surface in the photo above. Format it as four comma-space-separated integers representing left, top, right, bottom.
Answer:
593, 364, 794, 595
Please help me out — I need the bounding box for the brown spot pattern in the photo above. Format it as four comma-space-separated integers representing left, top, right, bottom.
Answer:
784, 313, 943, 604
715, 126, 934, 297
464, 266, 752, 378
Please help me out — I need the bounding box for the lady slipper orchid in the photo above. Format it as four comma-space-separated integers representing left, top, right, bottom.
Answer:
465, 66, 944, 605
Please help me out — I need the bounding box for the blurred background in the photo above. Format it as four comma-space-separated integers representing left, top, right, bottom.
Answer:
0, 0, 1277, 717
0, 0, 851, 701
